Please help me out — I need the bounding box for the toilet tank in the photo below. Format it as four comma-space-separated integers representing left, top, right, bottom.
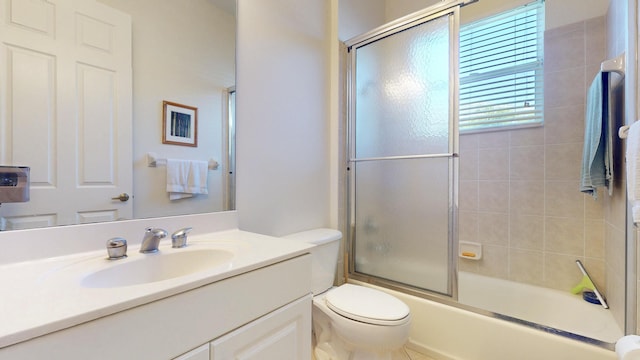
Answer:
284, 228, 342, 294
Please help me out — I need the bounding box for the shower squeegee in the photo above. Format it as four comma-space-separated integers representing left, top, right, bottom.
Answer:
571, 275, 596, 294
571, 260, 609, 309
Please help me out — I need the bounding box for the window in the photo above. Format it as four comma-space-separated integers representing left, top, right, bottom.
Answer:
459, 1, 545, 133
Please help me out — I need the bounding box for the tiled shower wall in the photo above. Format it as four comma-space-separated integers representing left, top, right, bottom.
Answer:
459, 17, 609, 294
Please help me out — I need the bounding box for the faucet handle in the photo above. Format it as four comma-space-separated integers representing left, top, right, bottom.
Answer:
171, 227, 193, 248
106, 237, 127, 260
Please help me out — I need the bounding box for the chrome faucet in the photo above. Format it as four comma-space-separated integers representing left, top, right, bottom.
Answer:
171, 227, 193, 248
140, 227, 168, 253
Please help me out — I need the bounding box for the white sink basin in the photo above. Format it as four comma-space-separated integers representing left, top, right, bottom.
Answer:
81, 249, 234, 288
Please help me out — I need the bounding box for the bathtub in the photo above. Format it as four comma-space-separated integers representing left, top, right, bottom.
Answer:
350, 277, 620, 360
457, 271, 624, 343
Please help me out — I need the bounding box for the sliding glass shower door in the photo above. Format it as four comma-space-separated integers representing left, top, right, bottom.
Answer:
347, 5, 460, 296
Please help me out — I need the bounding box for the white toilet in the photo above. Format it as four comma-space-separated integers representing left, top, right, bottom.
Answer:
285, 228, 411, 360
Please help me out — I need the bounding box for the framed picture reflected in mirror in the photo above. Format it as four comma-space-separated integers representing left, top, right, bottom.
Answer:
162, 100, 198, 147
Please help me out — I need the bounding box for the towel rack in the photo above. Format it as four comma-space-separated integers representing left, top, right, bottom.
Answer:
620, 125, 630, 139
601, 52, 625, 76
147, 152, 219, 170
600, 53, 627, 140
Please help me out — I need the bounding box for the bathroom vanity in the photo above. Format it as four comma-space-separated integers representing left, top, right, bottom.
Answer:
0, 213, 313, 359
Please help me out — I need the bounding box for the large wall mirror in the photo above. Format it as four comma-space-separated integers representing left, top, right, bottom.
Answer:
0, 0, 236, 231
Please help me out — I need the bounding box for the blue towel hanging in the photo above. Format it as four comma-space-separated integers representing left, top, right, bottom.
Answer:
580, 71, 612, 199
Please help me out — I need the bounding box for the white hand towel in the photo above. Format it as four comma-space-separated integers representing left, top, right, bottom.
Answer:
626, 121, 640, 224
166, 159, 209, 200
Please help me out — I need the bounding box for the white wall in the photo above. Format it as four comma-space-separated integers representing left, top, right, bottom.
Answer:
384, 0, 438, 23
98, 0, 235, 219
236, 0, 336, 236
338, 0, 385, 41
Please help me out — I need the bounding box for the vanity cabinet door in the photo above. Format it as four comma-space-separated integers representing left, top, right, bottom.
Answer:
210, 295, 311, 360
173, 344, 209, 360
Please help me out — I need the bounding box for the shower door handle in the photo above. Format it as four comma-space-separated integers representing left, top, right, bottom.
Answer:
350, 152, 458, 163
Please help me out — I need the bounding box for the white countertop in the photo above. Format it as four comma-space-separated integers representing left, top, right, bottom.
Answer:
0, 229, 313, 349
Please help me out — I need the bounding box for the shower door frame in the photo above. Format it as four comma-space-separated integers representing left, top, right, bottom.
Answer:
342, 0, 638, 349
345, 1, 468, 301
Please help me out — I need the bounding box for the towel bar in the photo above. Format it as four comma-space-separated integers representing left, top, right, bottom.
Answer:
620, 125, 631, 139
147, 152, 219, 170
601, 52, 625, 76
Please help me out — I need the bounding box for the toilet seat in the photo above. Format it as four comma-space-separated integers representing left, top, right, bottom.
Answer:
325, 284, 410, 326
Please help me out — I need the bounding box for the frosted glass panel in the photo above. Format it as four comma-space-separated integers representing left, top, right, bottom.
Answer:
354, 158, 451, 294
354, 16, 450, 159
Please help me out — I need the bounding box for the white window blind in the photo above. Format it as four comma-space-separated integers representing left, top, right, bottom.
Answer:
459, 1, 544, 133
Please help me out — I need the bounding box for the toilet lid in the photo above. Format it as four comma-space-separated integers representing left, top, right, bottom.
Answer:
325, 284, 410, 326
